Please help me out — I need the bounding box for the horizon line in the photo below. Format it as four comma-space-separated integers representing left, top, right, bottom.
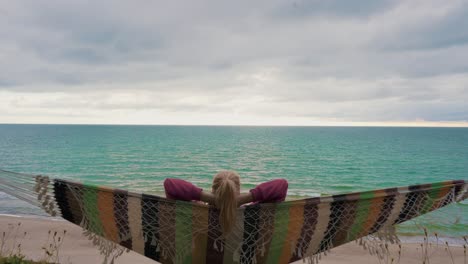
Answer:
1, 122, 468, 128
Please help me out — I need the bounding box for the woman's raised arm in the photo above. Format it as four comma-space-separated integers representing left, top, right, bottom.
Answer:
164, 178, 215, 204
250, 179, 288, 203
164, 178, 203, 201
238, 179, 288, 205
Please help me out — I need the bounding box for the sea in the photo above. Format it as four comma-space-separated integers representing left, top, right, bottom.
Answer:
0, 124, 466, 241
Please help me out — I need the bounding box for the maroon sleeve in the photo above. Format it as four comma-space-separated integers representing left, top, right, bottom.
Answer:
249, 179, 288, 203
163, 178, 203, 201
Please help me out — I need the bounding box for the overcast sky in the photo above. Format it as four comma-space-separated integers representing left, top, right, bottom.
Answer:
1, 0, 468, 126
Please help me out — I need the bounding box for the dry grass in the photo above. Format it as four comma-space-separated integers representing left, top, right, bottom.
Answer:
359, 227, 468, 264
0, 222, 69, 264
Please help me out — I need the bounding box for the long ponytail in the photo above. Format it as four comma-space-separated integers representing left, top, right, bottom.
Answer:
212, 171, 240, 235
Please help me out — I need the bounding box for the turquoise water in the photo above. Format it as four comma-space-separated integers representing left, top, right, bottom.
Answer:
0, 124, 466, 238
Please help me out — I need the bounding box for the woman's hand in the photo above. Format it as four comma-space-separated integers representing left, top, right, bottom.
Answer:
200, 191, 215, 204
237, 193, 254, 206
201, 191, 253, 206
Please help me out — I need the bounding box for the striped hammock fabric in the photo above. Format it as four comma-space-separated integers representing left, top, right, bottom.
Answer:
0, 169, 466, 264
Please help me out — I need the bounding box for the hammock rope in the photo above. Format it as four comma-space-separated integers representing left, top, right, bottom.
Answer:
0, 169, 466, 264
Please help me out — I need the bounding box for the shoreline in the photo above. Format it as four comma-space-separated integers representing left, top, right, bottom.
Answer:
2, 213, 466, 246
1, 215, 466, 264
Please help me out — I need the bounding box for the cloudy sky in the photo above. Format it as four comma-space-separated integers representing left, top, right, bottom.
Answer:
1, 0, 468, 126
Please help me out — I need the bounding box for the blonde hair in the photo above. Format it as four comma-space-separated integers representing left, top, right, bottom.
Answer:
212, 171, 240, 235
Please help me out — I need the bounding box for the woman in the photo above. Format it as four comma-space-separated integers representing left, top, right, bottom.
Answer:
164, 171, 288, 235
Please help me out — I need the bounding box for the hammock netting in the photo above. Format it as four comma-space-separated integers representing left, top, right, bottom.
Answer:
0, 169, 466, 264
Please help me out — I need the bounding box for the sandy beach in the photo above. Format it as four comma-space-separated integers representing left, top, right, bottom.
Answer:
0, 215, 465, 264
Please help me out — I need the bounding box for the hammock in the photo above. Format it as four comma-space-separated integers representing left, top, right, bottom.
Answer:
0, 169, 466, 264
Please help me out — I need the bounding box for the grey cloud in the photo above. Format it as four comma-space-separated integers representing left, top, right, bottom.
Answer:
273, 0, 396, 19
376, 2, 468, 51
59, 48, 108, 64
1, 0, 468, 123
3, 0, 466, 81
266, 99, 468, 122
4, 89, 236, 114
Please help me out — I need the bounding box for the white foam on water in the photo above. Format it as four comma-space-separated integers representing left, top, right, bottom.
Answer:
399, 235, 466, 246
0, 213, 64, 221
